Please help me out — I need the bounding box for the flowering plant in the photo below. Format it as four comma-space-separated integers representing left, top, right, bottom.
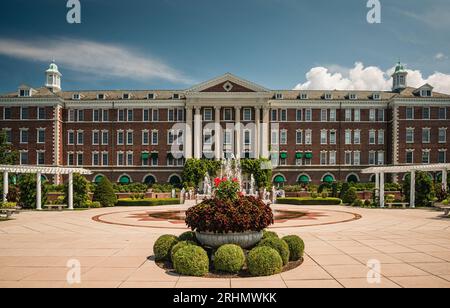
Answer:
214, 177, 240, 202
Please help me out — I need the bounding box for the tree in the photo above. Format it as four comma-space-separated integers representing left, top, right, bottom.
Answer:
403, 171, 435, 207
339, 182, 350, 200
17, 174, 48, 209
0, 131, 18, 165
241, 158, 272, 189
181, 159, 221, 189
93, 177, 117, 207
342, 187, 358, 204
64, 173, 89, 208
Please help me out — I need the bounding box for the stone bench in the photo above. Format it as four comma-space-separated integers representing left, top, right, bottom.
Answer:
44, 204, 67, 211
0, 209, 18, 219
439, 206, 450, 216
386, 202, 409, 209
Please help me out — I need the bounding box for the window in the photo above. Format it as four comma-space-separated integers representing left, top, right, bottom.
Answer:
369, 152, 376, 165
345, 152, 352, 165
37, 129, 45, 144
172, 93, 180, 100
203, 108, 213, 121
243, 108, 252, 121
3, 129, 12, 143
20, 129, 28, 144
21, 107, 29, 120
300, 93, 308, 100
324, 93, 333, 100
177, 108, 185, 122
77, 153, 84, 166
117, 131, 124, 145
305, 130, 312, 145
280, 109, 287, 122
320, 130, 327, 145
126, 131, 133, 145
38, 108, 45, 120
345, 109, 352, 122
329, 109, 336, 122
151, 154, 158, 166
369, 109, 376, 122
378, 130, 385, 145
73, 93, 80, 100
296, 130, 303, 144
203, 131, 213, 145
330, 130, 337, 145
123, 93, 130, 100
223, 108, 232, 121
20, 152, 28, 165
349, 93, 357, 100
147, 93, 155, 100
354, 109, 361, 122
406, 107, 414, 120
304, 109, 312, 122
92, 152, 100, 166
151, 131, 158, 145
93, 110, 100, 122
3, 107, 11, 120
320, 152, 327, 165
296, 109, 302, 122
117, 152, 125, 166
422, 151, 430, 164
127, 109, 133, 122
329, 151, 336, 165
19, 89, 30, 97
127, 152, 133, 166
422, 128, 431, 143
271, 109, 277, 122
406, 128, 414, 143
354, 130, 361, 145
67, 153, 75, 166
439, 108, 447, 120
354, 151, 361, 166
102, 152, 109, 166
142, 130, 149, 145
422, 107, 430, 120
118, 109, 126, 122
224, 130, 232, 145
101, 131, 109, 145
321, 109, 328, 122
280, 130, 287, 145
152, 109, 159, 122
421, 90, 432, 97
377, 152, 385, 165
97, 94, 105, 100
168, 109, 175, 122
37, 152, 45, 165
369, 130, 376, 145
168, 130, 176, 145
244, 130, 251, 145
377, 109, 385, 122
438, 151, 447, 164
373, 93, 381, 100
406, 151, 414, 164
439, 128, 447, 143
92, 131, 99, 145
77, 131, 84, 145
345, 130, 352, 145
68, 131, 75, 145
77, 110, 84, 122
143, 109, 150, 122
275, 93, 283, 100
102, 110, 109, 122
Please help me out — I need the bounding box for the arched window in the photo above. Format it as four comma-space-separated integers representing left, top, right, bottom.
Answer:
93, 175, 104, 184
298, 174, 310, 184
347, 174, 360, 183
118, 175, 131, 184
273, 174, 286, 187
322, 174, 335, 183
168, 175, 182, 187
143, 175, 156, 185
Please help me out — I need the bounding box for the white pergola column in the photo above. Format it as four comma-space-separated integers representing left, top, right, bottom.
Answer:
410, 170, 416, 208
235, 107, 241, 159
261, 108, 270, 159
193, 107, 202, 159
36, 172, 42, 210
214, 107, 221, 161
379, 172, 385, 208
68, 172, 74, 210
2, 171, 8, 203
442, 169, 448, 193
254, 107, 260, 159
375, 173, 380, 198
184, 107, 193, 159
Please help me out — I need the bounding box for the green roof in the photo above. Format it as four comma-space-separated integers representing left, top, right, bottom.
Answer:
299, 175, 310, 184
323, 175, 334, 183
274, 175, 285, 183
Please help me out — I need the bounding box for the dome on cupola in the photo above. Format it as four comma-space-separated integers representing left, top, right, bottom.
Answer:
394, 61, 406, 74
45, 61, 62, 92
392, 61, 408, 92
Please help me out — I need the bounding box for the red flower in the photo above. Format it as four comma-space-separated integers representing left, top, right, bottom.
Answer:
222, 177, 228, 182
232, 178, 239, 183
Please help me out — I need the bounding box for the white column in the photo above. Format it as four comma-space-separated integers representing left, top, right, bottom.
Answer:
194, 107, 202, 159
375, 173, 380, 197
184, 107, 193, 159
235, 107, 241, 159
36, 172, 42, 210
410, 170, 416, 208
68, 172, 74, 210
261, 108, 270, 159
2, 171, 8, 203
214, 107, 221, 161
255, 107, 260, 159
442, 169, 448, 193
379, 172, 385, 208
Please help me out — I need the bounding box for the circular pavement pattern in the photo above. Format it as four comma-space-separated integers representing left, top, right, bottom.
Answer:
92, 205, 361, 229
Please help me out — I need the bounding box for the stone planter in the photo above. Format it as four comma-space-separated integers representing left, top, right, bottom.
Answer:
195, 231, 263, 249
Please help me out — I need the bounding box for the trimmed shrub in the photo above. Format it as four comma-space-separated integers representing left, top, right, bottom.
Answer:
257, 237, 290, 265
277, 197, 342, 206
64, 173, 89, 208
153, 235, 179, 261
282, 235, 305, 261
262, 230, 279, 239
352, 199, 364, 207
170, 240, 198, 262
342, 187, 358, 204
116, 198, 179, 207
0, 202, 17, 209
213, 244, 245, 274
247, 246, 283, 277
173, 245, 209, 277
178, 231, 197, 242
93, 177, 117, 207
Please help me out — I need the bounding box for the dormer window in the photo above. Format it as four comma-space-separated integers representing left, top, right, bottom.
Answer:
324, 93, 333, 100
300, 93, 308, 100
275, 93, 283, 100
420, 90, 432, 97
172, 94, 180, 100
349, 93, 357, 100
373, 93, 381, 100
97, 94, 105, 100
73, 94, 80, 100
147, 93, 156, 100
123, 93, 130, 100
19, 89, 31, 97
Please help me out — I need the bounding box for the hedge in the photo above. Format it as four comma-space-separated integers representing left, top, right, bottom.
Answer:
116, 198, 180, 206
277, 197, 342, 205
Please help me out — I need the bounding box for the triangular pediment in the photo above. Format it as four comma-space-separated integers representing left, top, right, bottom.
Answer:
187, 73, 269, 93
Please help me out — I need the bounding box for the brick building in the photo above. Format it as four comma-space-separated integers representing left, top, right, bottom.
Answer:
0, 62, 449, 186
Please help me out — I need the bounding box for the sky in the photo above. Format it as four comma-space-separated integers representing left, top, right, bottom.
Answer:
0, 0, 450, 93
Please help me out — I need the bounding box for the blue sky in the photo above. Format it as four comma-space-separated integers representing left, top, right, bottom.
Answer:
0, 0, 449, 93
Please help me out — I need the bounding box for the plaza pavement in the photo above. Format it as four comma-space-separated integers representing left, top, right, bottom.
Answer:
0, 205, 449, 288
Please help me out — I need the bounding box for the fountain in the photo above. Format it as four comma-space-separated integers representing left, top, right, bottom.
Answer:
203, 173, 212, 198
249, 174, 256, 196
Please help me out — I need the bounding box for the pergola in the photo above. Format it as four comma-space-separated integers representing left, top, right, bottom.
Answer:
0, 165, 92, 210
362, 164, 449, 208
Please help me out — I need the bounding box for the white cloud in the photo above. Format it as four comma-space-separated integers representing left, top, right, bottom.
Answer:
435, 52, 447, 61
0, 37, 190, 84
294, 62, 450, 94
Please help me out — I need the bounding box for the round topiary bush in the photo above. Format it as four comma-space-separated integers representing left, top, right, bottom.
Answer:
178, 231, 197, 242
282, 235, 305, 261
213, 244, 245, 274
257, 237, 290, 265
153, 235, 179, 261
173, 245, 209, 277
262, 230, 279, 239
247, 246, 283, 277
170, 240, 198, 262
